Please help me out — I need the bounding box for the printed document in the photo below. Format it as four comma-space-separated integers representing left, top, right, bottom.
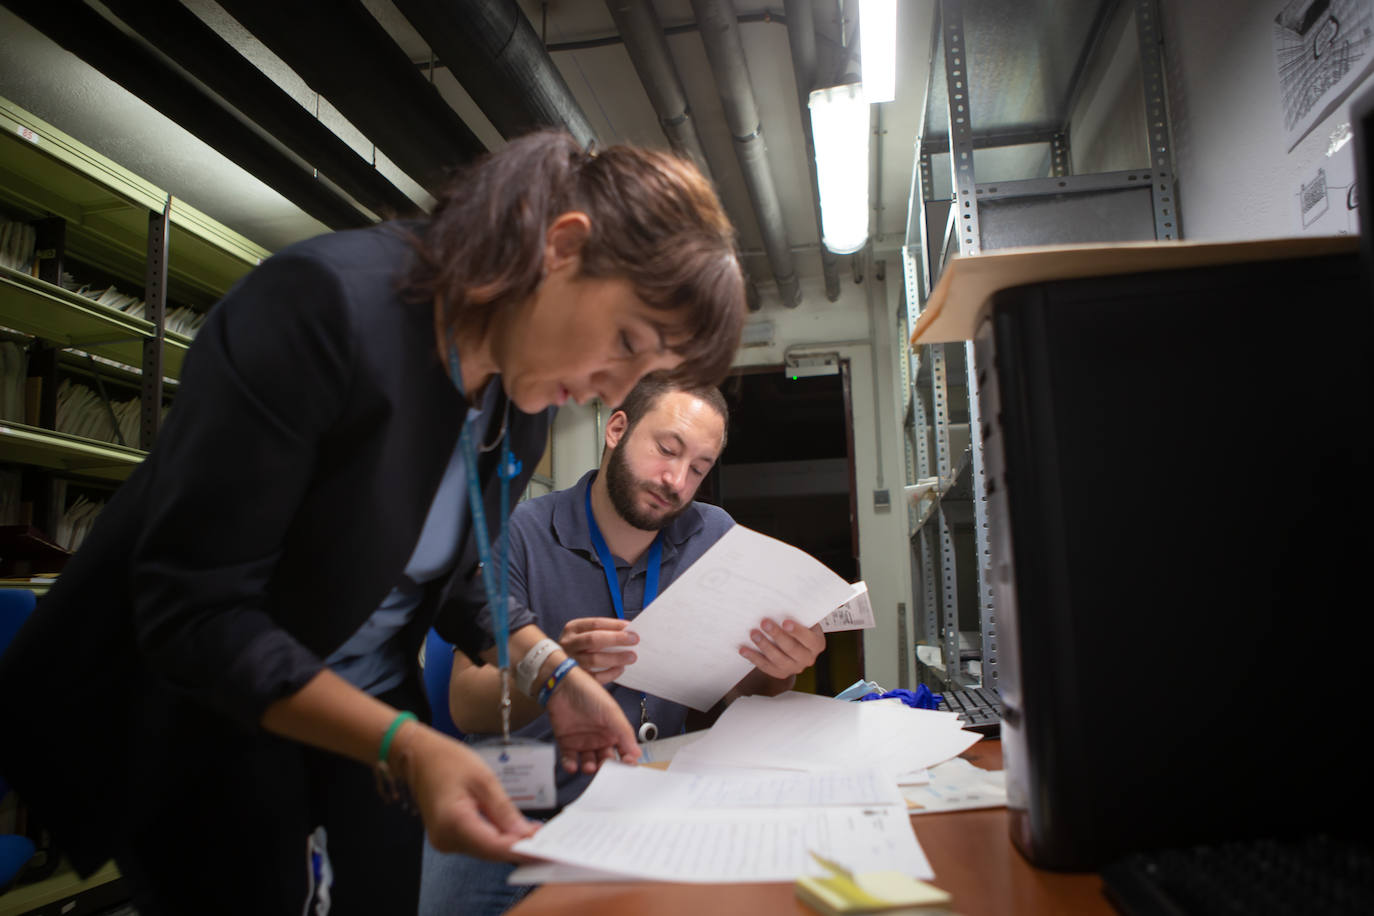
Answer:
667, 691, 981, 781
510, 762, 932, 884
612, 524, 857, 710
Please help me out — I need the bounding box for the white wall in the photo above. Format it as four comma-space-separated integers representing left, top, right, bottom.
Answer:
1162, 0, 1374, 239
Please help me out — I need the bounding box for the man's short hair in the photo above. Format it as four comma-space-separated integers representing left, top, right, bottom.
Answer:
614, 371, 729, 448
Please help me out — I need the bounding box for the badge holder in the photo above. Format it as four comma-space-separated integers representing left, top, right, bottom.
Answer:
451, 387, 558, 813
469, 670, 557, 811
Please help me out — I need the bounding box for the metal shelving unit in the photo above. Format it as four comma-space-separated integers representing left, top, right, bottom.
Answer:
901, 0, 1178, 694
0, 93, 268, 546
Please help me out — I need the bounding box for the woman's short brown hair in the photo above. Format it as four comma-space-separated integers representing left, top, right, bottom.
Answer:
404, 130, 746, 387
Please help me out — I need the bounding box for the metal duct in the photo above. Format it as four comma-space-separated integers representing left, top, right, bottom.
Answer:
688, 0, 802, 308
602, 0, 711, 177
99, 0, 418, 220
4, 0, 371, 230
393, 0, 596, 148
783, 0, 841, 301
604, 0, 762, 309
216, 0, 485, 193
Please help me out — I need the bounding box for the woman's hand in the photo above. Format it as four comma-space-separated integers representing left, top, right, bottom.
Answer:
400, 723, 537, 861
543, 664, 641, 773
558, 617, 638, 684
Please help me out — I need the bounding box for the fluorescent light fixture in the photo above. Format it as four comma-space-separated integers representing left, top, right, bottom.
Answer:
809, 83, 870, 255
860, 0, 897, 103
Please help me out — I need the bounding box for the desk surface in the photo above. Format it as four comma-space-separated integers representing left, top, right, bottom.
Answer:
507, 742, 1116, 916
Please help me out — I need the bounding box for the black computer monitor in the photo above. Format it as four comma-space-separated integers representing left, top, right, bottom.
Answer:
1352, 83, 1374, 287
978, 247, 1374, 871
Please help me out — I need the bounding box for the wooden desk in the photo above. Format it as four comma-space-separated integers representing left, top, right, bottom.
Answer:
508, 742, 1116, 916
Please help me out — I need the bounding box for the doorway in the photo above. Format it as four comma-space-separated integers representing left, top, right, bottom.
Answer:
699, 364, 862, 695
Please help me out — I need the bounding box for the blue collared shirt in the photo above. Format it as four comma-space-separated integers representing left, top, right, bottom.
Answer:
478, 469, 735, 809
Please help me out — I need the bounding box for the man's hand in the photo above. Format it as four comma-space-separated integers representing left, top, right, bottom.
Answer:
400, 724, 537, 861
739, 617, 826, 681
559, 617, 638, 684
544, 664, 642, 773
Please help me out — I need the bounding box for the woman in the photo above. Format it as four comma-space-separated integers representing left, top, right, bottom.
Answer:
0, 130, 745, 914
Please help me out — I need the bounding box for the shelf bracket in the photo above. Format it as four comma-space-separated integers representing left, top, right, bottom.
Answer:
140, 197, 168, 451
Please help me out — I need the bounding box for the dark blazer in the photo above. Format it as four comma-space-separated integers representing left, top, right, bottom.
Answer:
0, 223, 546, 874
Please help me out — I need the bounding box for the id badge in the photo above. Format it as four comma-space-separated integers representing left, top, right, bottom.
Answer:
471, 738, 556, 811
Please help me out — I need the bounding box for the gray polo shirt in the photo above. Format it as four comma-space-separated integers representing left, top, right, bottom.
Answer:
471, 469, 735, 809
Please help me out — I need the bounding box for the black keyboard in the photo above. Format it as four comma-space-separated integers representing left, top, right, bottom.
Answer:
1101, 834, 1374, 916
936, 686, 1001, 736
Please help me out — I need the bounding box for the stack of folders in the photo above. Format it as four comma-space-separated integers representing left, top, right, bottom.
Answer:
0, 340, 28, 422
0, 468, 21, 526
51, 479, 104, 553
0, 220, 36, 272
63, 283, 206, 338
55, 378, 157, 447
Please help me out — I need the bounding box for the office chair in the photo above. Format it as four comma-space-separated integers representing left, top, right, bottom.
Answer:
422, 628, 464, 739
0, 588, 37, 888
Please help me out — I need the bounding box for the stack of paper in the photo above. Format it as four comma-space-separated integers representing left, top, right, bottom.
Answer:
667, 692, 981, 784
511, 762, 932, 885
511, 692, 984, 886
0, 221, 36, 272
0, 340, 28, 422
54, 378, 164, 446
68, 284, 206, 338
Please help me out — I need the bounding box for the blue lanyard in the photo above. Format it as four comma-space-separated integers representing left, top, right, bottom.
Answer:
584, 481, 661, 617
448, 351, 520, 670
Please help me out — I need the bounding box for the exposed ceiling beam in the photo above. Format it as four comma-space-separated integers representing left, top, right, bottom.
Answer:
99, 0, 420, 219
216, 0, 486, 193
4, 0, 372, 230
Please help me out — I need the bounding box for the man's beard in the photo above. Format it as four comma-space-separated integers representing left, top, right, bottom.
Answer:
604, 445, 688, 531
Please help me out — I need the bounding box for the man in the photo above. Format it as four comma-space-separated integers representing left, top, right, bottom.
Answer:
418, 372, 826, 915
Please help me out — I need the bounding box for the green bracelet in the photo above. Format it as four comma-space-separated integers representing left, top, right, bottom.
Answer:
378, 711, 417, 764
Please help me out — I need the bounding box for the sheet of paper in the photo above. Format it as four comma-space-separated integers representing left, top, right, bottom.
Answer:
819, 581, 875, 632
903, 756, 1007, 814
571, 760, 904, 812
512, 805, 933, 883
612, 525, 857, 710
508, 862, 644, 885
666, 692, 980, 781
636, 729, 706, 766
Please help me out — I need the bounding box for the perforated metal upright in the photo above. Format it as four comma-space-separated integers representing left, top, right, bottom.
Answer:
902, 0, 1179, 695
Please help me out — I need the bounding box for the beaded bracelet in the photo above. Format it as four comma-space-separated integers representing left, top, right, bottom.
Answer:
537, 657, 579, 706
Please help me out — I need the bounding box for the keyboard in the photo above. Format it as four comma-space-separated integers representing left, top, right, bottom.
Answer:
936, 686, 1002, 735
1101, 834, 1374, 916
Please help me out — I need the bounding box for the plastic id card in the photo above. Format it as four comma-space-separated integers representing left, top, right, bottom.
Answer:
471, 738, 556, 811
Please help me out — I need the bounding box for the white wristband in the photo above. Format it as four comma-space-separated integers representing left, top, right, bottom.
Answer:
515, 638, 560, 697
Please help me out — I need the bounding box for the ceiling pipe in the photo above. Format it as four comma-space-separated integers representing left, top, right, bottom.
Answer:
216, 0, 485, 193
688, 0, 802, 309
783, 0, 841, 301
602, 0, 712, 177
98, 0, 419, 220
603, 0, 761, 310
391, 0, 596, 148
4, 0, 371, 230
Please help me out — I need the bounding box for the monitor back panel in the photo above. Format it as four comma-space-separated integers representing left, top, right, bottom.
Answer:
976, 251, 1374, 871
